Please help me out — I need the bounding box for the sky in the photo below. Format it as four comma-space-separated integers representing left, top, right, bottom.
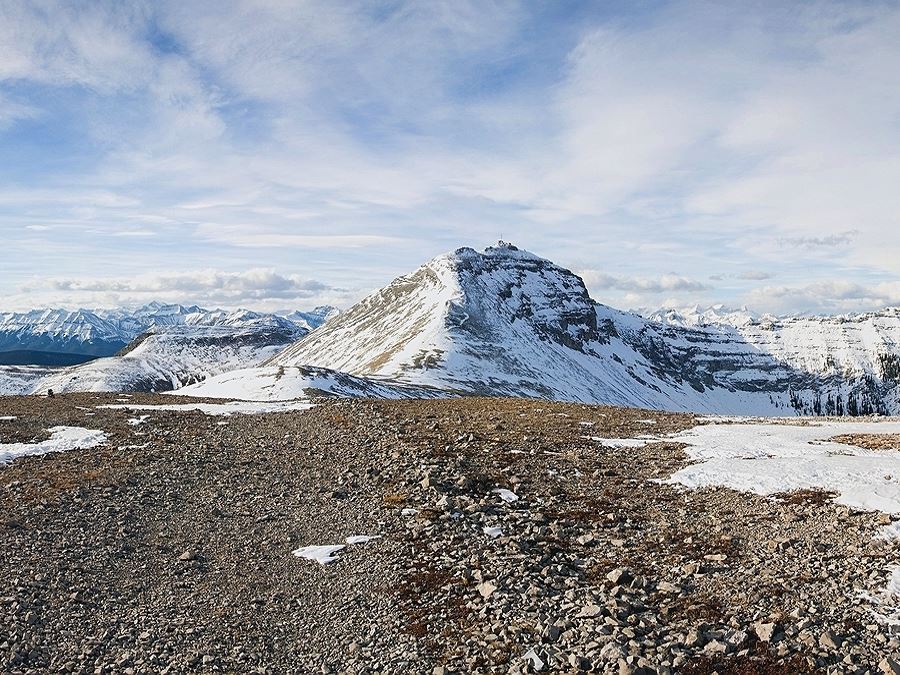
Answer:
2, 0, 900, 316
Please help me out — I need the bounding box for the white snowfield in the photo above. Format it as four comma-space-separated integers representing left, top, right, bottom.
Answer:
0, 426, 107, 464
0, 366, 49, 396
668, 420, 900, 513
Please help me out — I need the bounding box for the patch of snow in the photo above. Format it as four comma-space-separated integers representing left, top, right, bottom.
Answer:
668, 420, 900, 513
483, 526, 503, 538
0, 426, 107, 464
293, 534, 381, 565
401, 508, 419, 517
862, 567, 900, 625
493, 488, 519, 503
523, 648, 546, 671
0, 416, 16, 421
878, 521, 900, 541
127, 415, 150, 426
292, 545, 345, 565
345, 535, 380, 545
176, 365, 444, 402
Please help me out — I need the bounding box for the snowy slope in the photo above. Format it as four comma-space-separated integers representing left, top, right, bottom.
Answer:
23, 319, 305, 395
0, 366, 50, 396
283, 306, 341, 331
635, 309, 900, 415
177, 365, 445, 402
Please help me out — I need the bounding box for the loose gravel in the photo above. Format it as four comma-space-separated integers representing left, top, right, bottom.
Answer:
2, 393, 900, 674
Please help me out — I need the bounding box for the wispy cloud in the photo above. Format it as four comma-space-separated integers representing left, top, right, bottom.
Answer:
747, 280, 900, 315
737, 271, 774, 281
777, 232, 857, 249
13, 268, 355, 312
579, 270, 710, 294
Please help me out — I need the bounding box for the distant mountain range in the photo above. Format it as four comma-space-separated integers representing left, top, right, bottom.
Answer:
5, 243, 900, 416
0, 303, 338, 365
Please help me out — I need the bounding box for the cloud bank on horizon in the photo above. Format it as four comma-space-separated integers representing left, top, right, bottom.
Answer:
2, 0, 899, 315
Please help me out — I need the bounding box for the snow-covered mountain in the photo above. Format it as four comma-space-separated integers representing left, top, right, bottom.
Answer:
17, 316, 305, 395
185, 242, 900, 415
645, 304, 760, 328
0, 308, 132, 358
0, 303, 337, 365
282, 306, 341, 331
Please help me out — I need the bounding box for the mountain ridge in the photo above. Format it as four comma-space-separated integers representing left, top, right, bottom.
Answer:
0, 303, 339, 362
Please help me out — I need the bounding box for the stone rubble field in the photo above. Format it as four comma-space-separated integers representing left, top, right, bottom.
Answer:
2, 393, 900, 674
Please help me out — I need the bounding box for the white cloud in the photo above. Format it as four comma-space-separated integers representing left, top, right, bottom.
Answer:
193, 225, 409, 249
0, 1, 155, 91
578, 270, 709, 294
737, 271, 774, 281
747, 280, 900, 315
777, 232, 857, 249
13, 268, 357, 311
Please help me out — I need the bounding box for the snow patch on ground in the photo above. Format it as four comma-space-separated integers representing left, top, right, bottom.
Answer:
345, 535, 380, 545
100, 401, 315, 416
493, 488, 519, 503
483, 526, 503, 538
0, 426, 107, 464
293, 535, 381, 565
861, 567, 900, 625
292, 545, 345, 565
667, 420, 900, 513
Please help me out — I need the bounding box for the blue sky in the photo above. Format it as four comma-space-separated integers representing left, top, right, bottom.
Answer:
2, 0, 900, 315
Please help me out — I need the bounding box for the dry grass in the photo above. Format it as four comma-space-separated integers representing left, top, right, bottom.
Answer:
383, 493, 407, 506
831, 433, 900, 451
774, 488, 838, 506
681, 653, 813, 674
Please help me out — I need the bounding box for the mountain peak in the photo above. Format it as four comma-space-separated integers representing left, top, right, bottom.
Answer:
270, 241, 606, 395
449, 241, 545, 264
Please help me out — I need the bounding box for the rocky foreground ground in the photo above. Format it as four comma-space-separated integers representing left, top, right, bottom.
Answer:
2, 394, 900, 674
